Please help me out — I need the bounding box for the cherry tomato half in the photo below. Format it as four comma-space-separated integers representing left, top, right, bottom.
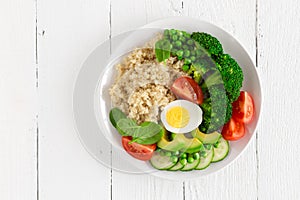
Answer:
171, 76, 204, 104
221, 118, 245, 141
122, 136, 156, 161
232, 91, 255, 124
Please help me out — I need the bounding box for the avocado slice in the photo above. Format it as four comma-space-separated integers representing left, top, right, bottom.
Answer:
157, 129, 186, 151
157, 129, 203, 153
191, 128, 221, 144
181, 135, 204, 153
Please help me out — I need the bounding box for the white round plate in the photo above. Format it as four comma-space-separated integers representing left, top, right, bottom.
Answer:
73, 17, 262, 180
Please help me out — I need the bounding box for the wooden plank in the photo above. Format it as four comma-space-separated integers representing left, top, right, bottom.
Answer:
0, 0, 37, 199
37, 0, 111, 199
258, 0, 300, 199
111, 1, 184, 200
182, 0, 258, 199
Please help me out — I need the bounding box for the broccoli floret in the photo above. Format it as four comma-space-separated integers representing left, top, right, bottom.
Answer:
215, 54, 244, 103
187, 55, 218, 84
191, 32, 223, 56
199, 85, 232, 133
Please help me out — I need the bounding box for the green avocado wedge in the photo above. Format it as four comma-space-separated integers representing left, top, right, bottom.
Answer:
157, 130, 203, 153
191, 128, 221, 144
157, 129, 186, 151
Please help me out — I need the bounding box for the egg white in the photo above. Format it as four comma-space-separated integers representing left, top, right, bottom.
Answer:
160, 100, 203, 134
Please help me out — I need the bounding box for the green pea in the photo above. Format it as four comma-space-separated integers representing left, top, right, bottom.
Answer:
187, 157, 194, 163
180, 158, 187, 166
163, 29, 169, 37
182, 64, 190, 72
193, 152, 200, 160
170, 29, 176, 35
177, 31, 183, 36
175, 41, 182, 47
200, 151, 207, 158
179, 36, 185, 42
187, 39, 194, 45
165, 151, 172, 157
190, 56, 196, 62
183, 45, 189, 50
171, 156, 178, 163
190, 51, 196, 56
183, 50, 190, 57
172, 35, 178, 41
177, 56, 183, 60
181, 153, 187, 159
176, 50, 184, 57
184, 58, 191, 65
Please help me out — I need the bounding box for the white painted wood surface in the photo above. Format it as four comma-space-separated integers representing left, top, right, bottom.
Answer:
1, 0, 300, 200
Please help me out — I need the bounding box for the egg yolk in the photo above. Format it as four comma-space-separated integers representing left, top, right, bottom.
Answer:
166, 106, 190, 128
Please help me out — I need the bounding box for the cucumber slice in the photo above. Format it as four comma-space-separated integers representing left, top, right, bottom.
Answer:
180, 158, 200, 171
168, 161, 184, 171
212, 137, 229, 163
195, 149, 214, 170
150, 152, 176, 170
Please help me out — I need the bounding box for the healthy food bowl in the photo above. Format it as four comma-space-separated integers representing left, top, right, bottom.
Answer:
73, 17, 262, 180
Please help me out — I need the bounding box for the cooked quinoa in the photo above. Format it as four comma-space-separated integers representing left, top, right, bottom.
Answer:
109, 37, 186, 123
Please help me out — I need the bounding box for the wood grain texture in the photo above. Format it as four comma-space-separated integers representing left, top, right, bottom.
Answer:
0, 0, 37, 199
258, 0, 300, 199
38, 0, 111, 199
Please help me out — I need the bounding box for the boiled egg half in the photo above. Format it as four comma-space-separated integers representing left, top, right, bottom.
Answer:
160, 100, 203, 134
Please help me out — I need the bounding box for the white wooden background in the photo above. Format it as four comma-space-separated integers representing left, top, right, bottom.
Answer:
1, 0, 300, 199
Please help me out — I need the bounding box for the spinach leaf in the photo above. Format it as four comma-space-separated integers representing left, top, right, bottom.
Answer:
116, 118, 140, 136
109, 108, 127, 128
131, 122, 163, 144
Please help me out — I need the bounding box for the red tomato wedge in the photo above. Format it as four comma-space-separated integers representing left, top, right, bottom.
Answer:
222, 118, 245, 141
232, 91, 255, 124
122, 136, 156, 161
171, 76, 204, 104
